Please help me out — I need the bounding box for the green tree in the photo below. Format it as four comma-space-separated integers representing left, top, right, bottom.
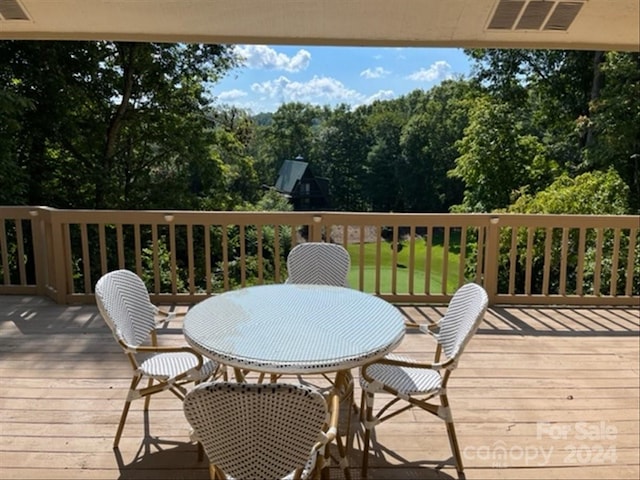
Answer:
362, 100, 407, 211
450, 95, 554, 212
0, 40, 237, 209
503, 169, 636, 295
583, 52, 640, 213
315, 104, 369, 211
259, 102, 324, 185
398, 80, 476, 212
0, 88, 31, 204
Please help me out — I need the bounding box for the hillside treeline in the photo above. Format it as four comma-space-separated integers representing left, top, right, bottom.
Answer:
1, 43, 638, 216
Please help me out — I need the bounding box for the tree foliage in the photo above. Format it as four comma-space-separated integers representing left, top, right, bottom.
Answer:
1, 42, 638, 290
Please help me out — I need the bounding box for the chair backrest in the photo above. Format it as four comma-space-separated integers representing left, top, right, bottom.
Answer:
286, 242, 351, 287
184, 382, 329, 479
437, 282, 488, 362
95, 269, 157, 348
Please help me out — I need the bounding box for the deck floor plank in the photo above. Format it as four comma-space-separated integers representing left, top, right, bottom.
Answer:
0, 295, 638, 479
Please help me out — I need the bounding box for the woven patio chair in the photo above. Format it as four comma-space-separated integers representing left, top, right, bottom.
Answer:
276, 242, 353, 389
359, 282, 488, 477
95, 269, 219, 448
183, 382, 340, 480
286, 242, 351, 287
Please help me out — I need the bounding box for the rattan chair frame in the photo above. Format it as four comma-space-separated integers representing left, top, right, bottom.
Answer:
359, 282, 488, 477
286, 242, 351, 287
184, 382, 340, 480
95, 269, 219, 448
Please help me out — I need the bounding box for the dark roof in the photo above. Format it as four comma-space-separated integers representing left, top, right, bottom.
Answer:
274, 160, 308, 194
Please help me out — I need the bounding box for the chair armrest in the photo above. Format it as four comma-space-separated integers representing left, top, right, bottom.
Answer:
124, 344, 205, 371
153, 305, 186, 323
361, 356, 451, 378
405, 321, 440, 336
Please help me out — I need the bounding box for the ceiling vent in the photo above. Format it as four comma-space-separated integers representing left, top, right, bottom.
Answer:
487, 0, 586, 32
0, 0, 30, 21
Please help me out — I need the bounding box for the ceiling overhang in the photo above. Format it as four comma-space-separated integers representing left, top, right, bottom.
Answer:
0, 0, 638, 51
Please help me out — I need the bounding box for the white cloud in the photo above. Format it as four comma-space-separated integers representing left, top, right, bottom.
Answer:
406, 60, 453, 82
234, 45, 311, 72
360, 67, 390, 79
251, 75, 365, 105
217, 89, 248, 101
364, 90, 396, 104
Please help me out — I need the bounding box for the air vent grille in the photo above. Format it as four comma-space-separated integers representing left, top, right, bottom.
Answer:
488, 1, 526, 29
487, 0, 586, 32
544, 2, 584, 30
0, 0, 29, 21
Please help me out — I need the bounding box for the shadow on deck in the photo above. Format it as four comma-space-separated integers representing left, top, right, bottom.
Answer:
0, 295, 638, 480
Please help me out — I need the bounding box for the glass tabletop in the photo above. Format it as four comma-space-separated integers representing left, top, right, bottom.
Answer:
183, 284, 406, 374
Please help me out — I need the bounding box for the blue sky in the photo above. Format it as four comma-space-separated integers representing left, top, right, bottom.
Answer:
210, 45, 473, 114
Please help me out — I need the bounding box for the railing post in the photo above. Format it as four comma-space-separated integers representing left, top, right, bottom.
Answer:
48, 209, 69, 304
483, 215, 501, 305
29, 208, 47, 296
310, 214, 323, 242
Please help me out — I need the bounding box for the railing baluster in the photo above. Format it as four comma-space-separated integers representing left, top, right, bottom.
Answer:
152, 224, 160, 294
594, 228, 604, 295
0, 219, 9, 285
187, 224, 195, 295
542, 227, 552, 296
442, 226, 450, 295
257, 224, 264, 284
408, 225, 416, 295
15, 219, 26, 285
222, 225, 230, 291
424, 225, 432, 294
273, 225, 281, 283
80, 223, 91, 294
458, 226, 467, 289
508, 227, 518, 296
205, 224, 212, 294
134, 224, 142, 277
524, 228, 534, 295
610, 228, 621, 297
576, 227, 586, 296
625, 228, 637, 297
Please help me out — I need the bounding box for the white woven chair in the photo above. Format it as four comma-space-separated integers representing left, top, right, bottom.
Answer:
286, 242, 351, 287
183, 382, 340, 480
359, 282, 488, 477
95, 269, 219, 448
283, 242, 353, 390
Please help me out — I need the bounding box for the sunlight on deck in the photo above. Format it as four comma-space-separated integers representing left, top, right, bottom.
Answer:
0, 295, 638, 479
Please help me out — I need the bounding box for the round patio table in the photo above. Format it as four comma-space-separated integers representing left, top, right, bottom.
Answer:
183, 283, 405, 375
183, 283, 406, 480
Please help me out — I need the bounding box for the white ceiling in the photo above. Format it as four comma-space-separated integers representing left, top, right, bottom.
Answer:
0, 0, 638, 51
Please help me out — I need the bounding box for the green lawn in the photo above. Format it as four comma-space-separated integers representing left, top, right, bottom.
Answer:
346, 239, 462, 294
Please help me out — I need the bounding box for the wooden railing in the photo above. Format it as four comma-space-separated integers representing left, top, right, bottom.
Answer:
1, 206, 638, 306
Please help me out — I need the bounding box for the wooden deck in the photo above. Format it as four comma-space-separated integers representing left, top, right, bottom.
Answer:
0, 295, 638, 480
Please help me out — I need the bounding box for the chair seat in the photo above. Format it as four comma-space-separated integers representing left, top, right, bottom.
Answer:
139, 352, 217, 380
360, 353, 443, 396
220, 456, 315, 480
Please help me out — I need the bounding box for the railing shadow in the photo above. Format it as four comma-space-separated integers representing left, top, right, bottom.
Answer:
402, 305, 639, 338
0, 295, 106, 334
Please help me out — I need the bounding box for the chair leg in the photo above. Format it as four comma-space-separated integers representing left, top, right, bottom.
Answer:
441, 394, 464, 474
114, 398, 132, 448
361, 390, 375, 479
144, 378, 154, 411
113, 375, 142, 448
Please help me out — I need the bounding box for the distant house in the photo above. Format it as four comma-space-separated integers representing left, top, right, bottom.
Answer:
274, 158, 331, 210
